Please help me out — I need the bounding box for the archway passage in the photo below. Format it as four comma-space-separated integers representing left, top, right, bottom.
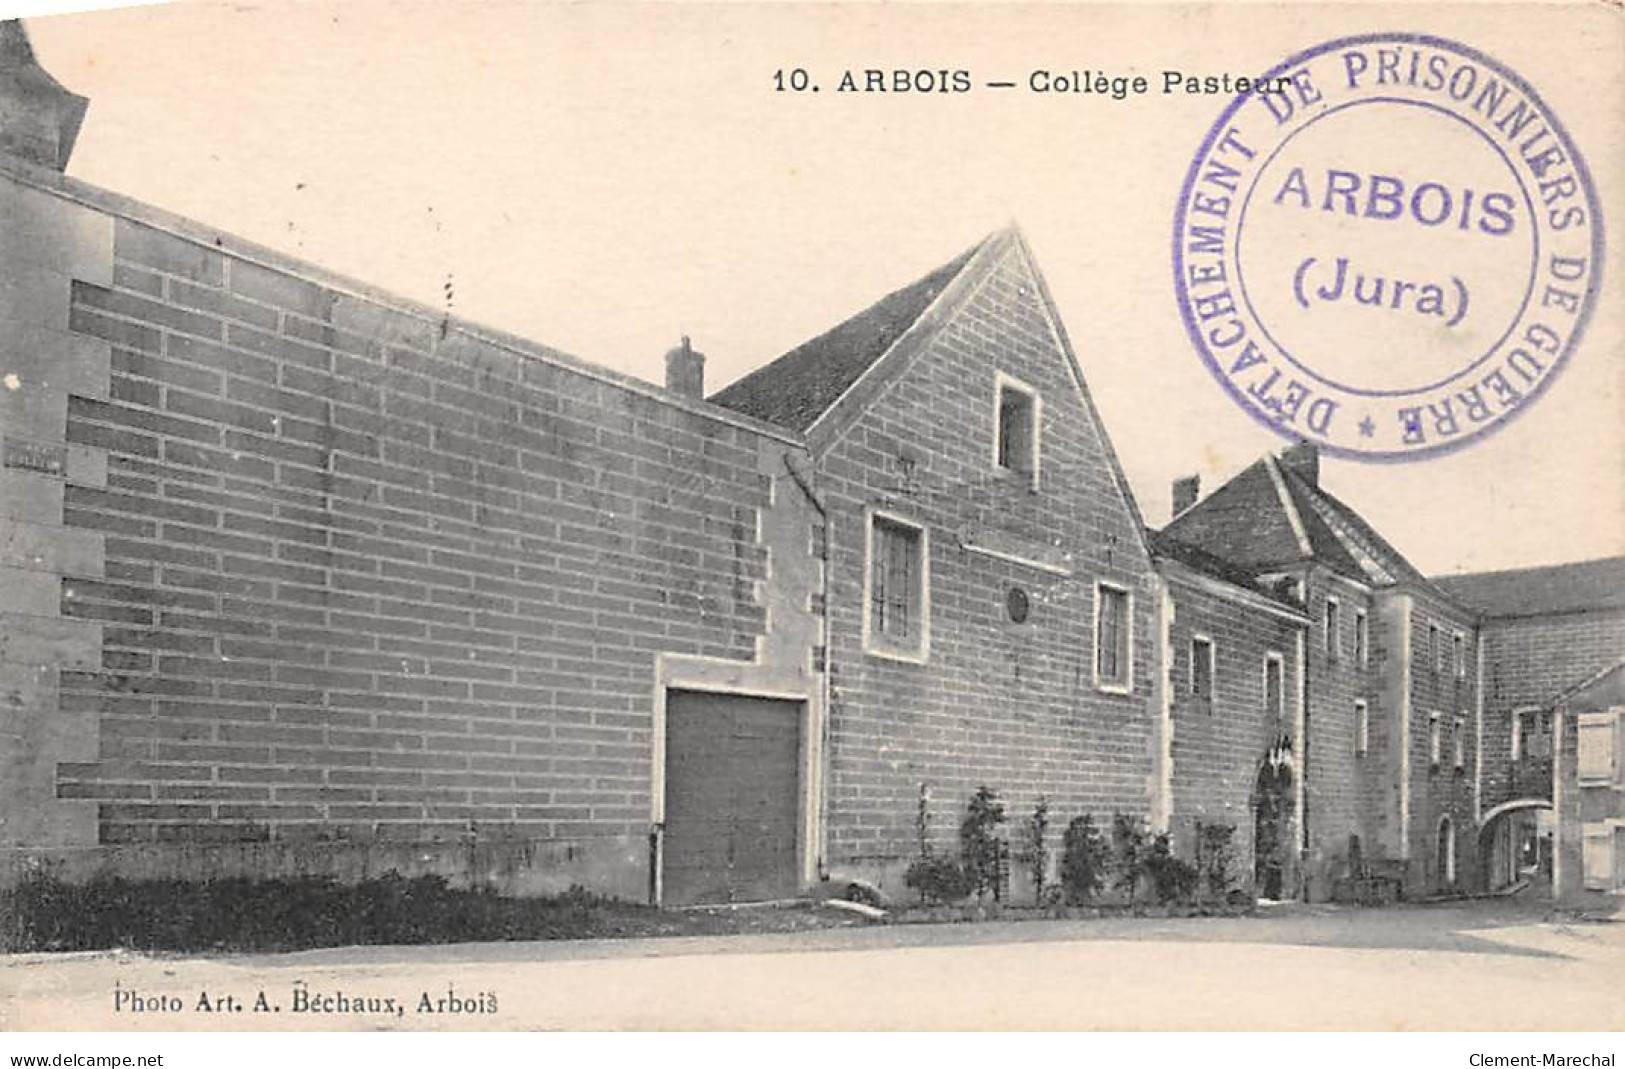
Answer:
1253, 761, 1294, 900
1479, 800, 1553, 894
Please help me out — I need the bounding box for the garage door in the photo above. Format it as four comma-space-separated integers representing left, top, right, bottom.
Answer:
663, 690, 802, 906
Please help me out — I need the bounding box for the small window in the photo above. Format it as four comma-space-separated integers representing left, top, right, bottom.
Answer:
1355, 700, 1369, 756
865, 512, 928, 661
1429, 623, 1442, 674
1094, 582, 1131, 692
1453, 715, 1466, 771
1191, 637, 1214, 713
1429, 712, 1442, 768
1353, 610, 1368, 668
1453, 632, 1466, 679
1324, 597, 1341, 661
1513, 708, 1549, 761
1264, 653, 1284, 722
994, 372, 1040, 485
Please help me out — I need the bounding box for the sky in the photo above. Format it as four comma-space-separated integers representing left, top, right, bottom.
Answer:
19, 0, 1624, 575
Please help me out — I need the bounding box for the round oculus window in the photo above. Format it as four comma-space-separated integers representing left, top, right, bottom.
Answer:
1006, 587, 1030, 624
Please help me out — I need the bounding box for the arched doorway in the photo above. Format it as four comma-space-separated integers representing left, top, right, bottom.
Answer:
1478, 799, 1553, 894
1253, 757, 1294, 899
1437, 815, 1456, 890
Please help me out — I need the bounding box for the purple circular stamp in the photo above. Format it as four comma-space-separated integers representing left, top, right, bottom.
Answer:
1172, 32, 1604, 461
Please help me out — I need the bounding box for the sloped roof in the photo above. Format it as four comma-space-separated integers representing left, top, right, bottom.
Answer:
1552, 660, 1625, 711
1432, 557, 1625, 618
1160, 460, 1306, 571
708, 238, 987, 431
1275, 468, 1371, 580
1274, 467, 1430, 581
1147, 527, 1305, 611
1159, 458, 1368, 579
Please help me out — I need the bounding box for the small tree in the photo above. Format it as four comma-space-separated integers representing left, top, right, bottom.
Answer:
903, 783, 971, 905
1194, 821, 1237, 901
1017, 796, 1052, 905
1060, 814, 1109, 904
959, 786, 1007, 902
1110, 812, 1149, 904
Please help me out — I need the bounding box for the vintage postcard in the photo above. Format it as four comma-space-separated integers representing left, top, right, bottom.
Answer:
0, 0, 1621, 1040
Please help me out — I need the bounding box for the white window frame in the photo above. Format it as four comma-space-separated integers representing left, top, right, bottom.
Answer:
992, 370, 1041, 489
1092, 580, 1134, 695
1453, 714, 1466, 771
1263, 651, 1285, 722
1324, 595, 1341, 661
1353, 608, 1368, 668
1429, 711, 1442, 768
1190, 634, 1216, 713
1453, 631, 1467, 679
1438, 815, 1457, 885
861, 507, 930, 665
1577, 710, 1621, 787
1355, 699, 1369, 757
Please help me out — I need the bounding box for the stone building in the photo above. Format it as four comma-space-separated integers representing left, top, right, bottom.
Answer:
1, 22, 1618, 906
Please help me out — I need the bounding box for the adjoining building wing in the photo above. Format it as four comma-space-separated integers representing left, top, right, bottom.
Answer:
1432, 558, 1625, 619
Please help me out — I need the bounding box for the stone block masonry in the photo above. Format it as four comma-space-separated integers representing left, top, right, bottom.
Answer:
1, 160, 817, 897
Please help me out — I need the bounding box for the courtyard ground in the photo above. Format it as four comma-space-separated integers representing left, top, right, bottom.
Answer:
1, 897, 1620, 1030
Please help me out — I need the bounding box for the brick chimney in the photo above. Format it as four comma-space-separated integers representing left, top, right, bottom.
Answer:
0, 21, 88, 171
1280, 441, 1319, 486
1172, 474, 1200, 516
664, 336, 705, 399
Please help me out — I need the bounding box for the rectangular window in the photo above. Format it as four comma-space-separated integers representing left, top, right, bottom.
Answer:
1324, 597, 1340, 661
1264, 654, 1284, 722
994, 372, 1040, 486
1577, 711, 1620, 786
865, 512, 928, 661
1514, 708, 1551, 761
1355, 700, 1369, 756
1429, 624, 1440, 674
1453, 632, 1466, 679
1429, 712, 1442, 768
1095, 583, 1131, 692
1353, 609, 1368, 668
1191, 636, 1214, 713
1454, 715, 1466, 770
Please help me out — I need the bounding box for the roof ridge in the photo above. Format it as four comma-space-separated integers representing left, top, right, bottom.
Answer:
1263, 454, 1313, 558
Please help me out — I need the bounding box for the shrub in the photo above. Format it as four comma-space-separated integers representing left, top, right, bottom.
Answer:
0, 870, 635, 953
1016, 796, 1052, 906
959, 786, 1007, 902
1144, 833, 1201, 904
1060, 814, 1109, 904
904, 855, 973, 905
1110, 812, 1150, 903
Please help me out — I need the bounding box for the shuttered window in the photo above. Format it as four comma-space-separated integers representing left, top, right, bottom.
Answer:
1577, 711, 1620, 786
1581, 825, 1616, 891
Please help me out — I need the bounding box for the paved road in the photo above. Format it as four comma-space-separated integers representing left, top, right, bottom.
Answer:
3, 900, 1621, 1030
